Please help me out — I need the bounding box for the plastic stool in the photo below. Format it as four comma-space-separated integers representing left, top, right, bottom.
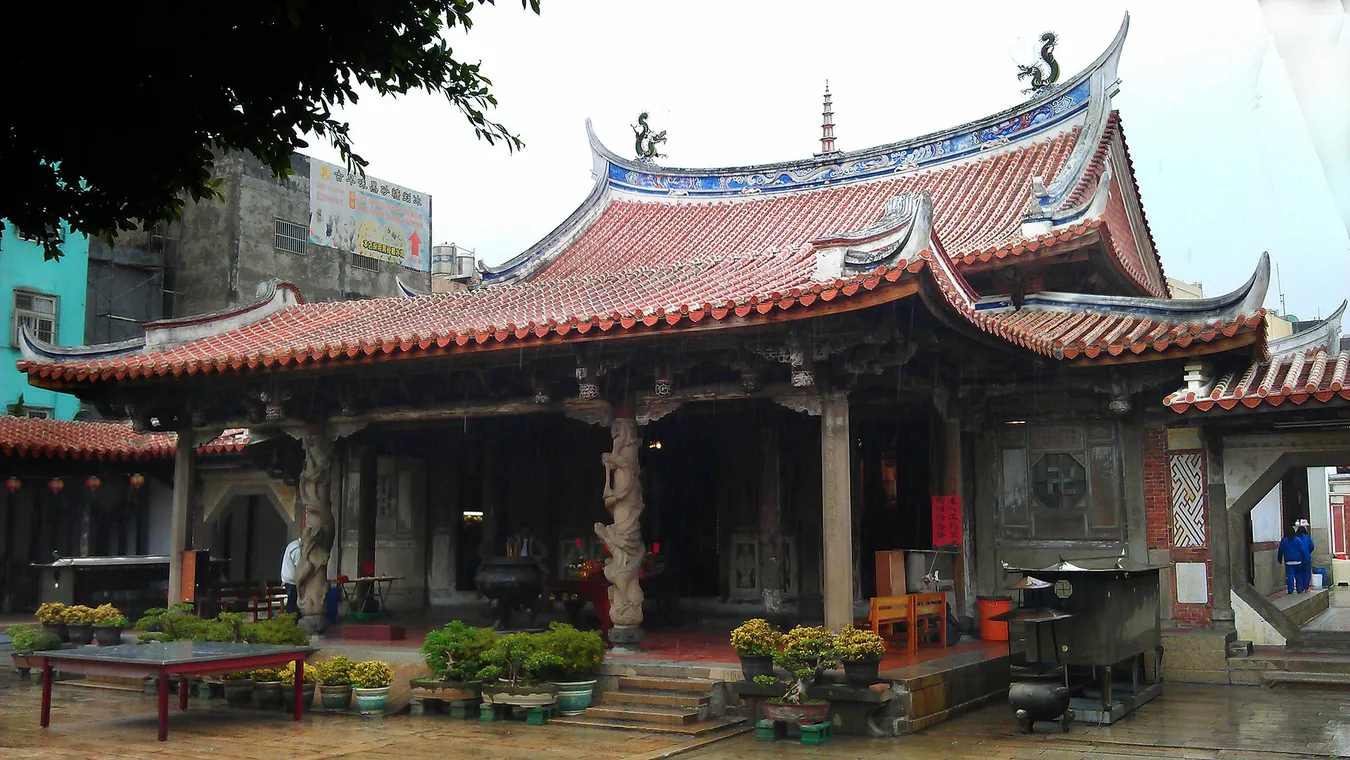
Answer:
800, 722, 834, 745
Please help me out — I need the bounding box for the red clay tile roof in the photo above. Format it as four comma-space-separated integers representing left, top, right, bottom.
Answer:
0, 417, 250, 460
1166, 347, 1350, 413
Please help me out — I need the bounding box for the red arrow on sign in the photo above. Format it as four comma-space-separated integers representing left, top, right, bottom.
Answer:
408, 231, 422, 261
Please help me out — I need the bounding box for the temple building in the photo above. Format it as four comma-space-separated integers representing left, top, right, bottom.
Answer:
10, 13, 1350, 687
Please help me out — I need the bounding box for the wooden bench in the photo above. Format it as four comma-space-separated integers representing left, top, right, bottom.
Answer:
857, 593, 950, 655
213, 581, 289, 621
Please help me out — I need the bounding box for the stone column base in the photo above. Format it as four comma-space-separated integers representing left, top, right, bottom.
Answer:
609, 625, 645, 654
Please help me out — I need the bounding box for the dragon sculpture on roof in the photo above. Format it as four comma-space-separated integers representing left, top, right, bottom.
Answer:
1017, 32, 1061, 95
632, 111, 667, 162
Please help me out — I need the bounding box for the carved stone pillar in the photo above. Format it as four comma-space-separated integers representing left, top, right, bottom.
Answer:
594, 417, 646, 652
167, 429, 197, 605
295, 433, 336, 631
820, 392, 854, 632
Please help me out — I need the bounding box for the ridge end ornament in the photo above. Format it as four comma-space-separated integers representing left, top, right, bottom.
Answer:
1016, 31, 1061, 96
632, 111, 667, 163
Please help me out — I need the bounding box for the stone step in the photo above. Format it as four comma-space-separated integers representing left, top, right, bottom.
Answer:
585, 703, 701, 726
617, 675, 717, 694
1263, 671, 1350, 688
551, 714, 746, 737
1227, 640, 1253, 658
600, 689, 708, 708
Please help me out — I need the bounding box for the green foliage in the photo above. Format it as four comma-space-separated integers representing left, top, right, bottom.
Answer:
134, 608, 168, 631
481, 632, 563, 687
8, 624, 61, 652
314, 656, 356, 686
241, 614, 311, 646
773, 626, 838, 705
751, 674, 780, 688
730, 618, 783, 658
421, 621, 497, 682
131, 610, 309, 646
538, 622, 604, 680
90, 604, 126, 627
135, 632, 170, 644
2, 1, 542, 261
351, 660, 394, 689
220, 671, 252, 681
250, 667, 283, 682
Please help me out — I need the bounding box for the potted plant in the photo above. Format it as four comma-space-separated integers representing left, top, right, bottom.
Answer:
278, 660, 316, 710
541, 622, 605, 715
91, 603, 128, 646
315, 656, 355, 710
731, 618, 782, 681
252, 668, 284, 709
835, 627, 886, 686
8, 624, 62, 678
416, 621, 495, 701
221, 671, 255, 706
763, 626, 837, 726
478, 632, 562, 708
36, 602, 69, 642
62, 604, 97, 645
351, 660, 394, 714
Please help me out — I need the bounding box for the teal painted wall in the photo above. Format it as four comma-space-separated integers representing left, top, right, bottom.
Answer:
0, 223, 88, 419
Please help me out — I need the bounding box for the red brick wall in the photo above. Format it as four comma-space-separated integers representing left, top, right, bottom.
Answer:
1143, 426, 1169, 551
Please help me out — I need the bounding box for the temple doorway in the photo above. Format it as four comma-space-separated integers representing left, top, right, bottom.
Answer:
855, 399, 938, 598
213, 495, 290, 585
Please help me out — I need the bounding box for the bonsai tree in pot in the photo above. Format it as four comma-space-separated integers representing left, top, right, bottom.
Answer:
315, 656, 356, 710
763, 626, 837, 726
62, 605, 97, 646
731, 618, 783, 681
7, 624, 61, 678
36, 602, 68, 642
478, 632, 563, 708
421, 621, 497, 684
351, 660, 395, 714
251, 668, 285, 709
835, 627, 886, 686
91, 604, 128, 646
540, 622, 605, 715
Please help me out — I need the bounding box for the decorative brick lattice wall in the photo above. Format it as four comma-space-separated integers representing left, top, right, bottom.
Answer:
1143, 427, 1170, 551
1169, 453, 1207, 548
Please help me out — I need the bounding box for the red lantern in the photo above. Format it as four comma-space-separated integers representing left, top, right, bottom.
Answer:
129, 473, 146, 490
5, 476, 21, 493
85, 475, 101, 491
47, 478, 64, 494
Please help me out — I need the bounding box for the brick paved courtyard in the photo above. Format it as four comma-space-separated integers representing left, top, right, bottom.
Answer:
2, 670, 1348, 759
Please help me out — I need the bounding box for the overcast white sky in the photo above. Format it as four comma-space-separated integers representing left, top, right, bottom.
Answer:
303, 0, 1349, 320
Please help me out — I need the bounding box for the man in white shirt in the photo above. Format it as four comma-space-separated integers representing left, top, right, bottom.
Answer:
281, 538, 301, 616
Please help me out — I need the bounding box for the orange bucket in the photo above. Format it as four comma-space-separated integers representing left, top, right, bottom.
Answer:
977, 596, 1011, 641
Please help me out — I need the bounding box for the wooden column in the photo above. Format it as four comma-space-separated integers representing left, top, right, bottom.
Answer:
356, 447, 377, 576
168, 431, 197, 605
820, 392, 854, 632
944, 419, 973, 621
759, 424, 783, 616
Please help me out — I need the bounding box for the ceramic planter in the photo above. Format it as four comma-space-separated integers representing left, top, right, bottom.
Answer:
92, 626, 123, 646
842, 657, 882, 686
550, 679, 597, 716
282, 682, 316, 711
66, 624, 93, 646
222, 679, 255, 706
318, 684, 352, 710
762, 699, 829, 726
42, 623, 69, 642
255, 681, 283, 709
352, 686, 390, 714
738, 654, 774, 681
481, 682, 559, 708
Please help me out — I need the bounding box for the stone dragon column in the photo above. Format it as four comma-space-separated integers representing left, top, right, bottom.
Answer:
294, 433, 336, 632
594, 417, 646, 652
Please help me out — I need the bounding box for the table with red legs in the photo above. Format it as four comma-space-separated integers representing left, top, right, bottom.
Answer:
38, 641, 314, 741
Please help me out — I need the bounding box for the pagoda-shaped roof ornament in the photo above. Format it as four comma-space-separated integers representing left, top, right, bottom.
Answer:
1017, 31, 1061, 95
817, 81, 839, 157
632, 111, 666, 164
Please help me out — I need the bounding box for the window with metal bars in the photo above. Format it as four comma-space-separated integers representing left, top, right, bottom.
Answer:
274, 219, 307, 254
13, 290, 57, 345
350, 252, 380, 271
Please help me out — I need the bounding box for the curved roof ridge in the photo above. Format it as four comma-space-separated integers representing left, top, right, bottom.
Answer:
973, 252, 1270, 324
1268, 300, 1346, 356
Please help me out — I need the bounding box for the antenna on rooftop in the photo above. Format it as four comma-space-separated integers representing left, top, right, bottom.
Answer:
1276, 260, 1287, 315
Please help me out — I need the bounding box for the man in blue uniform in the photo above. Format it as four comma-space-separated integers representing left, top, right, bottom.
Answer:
1296, 520, 1315, 592
1278, 527, 1308, 595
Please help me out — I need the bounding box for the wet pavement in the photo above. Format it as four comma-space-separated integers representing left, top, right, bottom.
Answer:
1, 667, 1346, 759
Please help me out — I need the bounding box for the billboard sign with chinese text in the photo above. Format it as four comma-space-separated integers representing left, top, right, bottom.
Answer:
932, 495, 963, 549
308, 159, 431, 271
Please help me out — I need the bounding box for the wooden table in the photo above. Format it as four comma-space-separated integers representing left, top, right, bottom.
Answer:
38, 641, 313, 741
335, 575, 403, 614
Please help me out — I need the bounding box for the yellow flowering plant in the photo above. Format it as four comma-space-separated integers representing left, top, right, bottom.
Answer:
730, 618, 783, 658
36, 602, 67, 625
835, 627, 885, 661
351, 660, 394, 689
